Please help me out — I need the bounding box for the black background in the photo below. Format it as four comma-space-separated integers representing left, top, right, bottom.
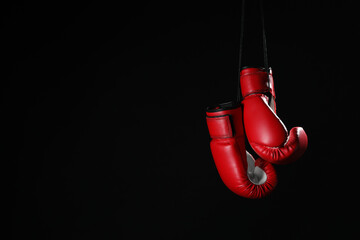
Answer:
5, 0, 359, 239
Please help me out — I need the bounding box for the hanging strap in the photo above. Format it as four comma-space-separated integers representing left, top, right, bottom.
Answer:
236, 0, 246, 103
259, 0, 269, 72
236, 0, 269, 102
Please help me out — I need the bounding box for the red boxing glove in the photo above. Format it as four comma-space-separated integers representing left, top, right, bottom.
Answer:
206, 102, 277, 199
240, 67, 308, 164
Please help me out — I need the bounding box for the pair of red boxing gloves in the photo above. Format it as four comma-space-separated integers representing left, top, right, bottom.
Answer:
206, 67, 308, 199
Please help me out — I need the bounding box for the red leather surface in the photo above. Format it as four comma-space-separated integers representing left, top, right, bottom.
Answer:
206, 105, 277, 199
206, 115, 233, 138
240, 67, 308, 164
251, 127, 308, 165
240, 68, 273, 98
243, 94, 288, 146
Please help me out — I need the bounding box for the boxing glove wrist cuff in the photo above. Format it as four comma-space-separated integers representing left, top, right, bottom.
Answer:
240, 67, 274, 99
206, 115, 233, 139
